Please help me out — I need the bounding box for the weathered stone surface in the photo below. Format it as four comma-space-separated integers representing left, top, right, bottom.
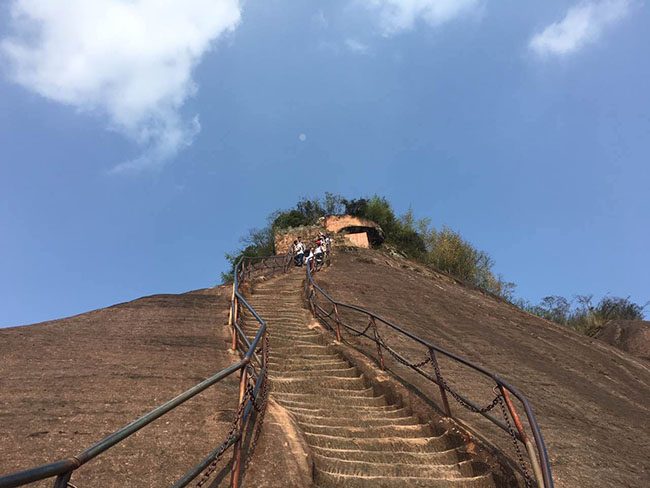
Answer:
273, 215, 384, 254
274, 225, 326, 254
322, 215, 383, 238
592, 320, 650, 361
343, 232, 370, 248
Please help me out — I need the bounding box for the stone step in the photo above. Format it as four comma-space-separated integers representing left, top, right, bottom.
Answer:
268, 355, 340, 363
267, 331, 315, 340
247, 310, 305, 317
268, 360, 349, 371
311, 446, 466, 465
268, 338, 324, 348
253, 304, 303, 309
314, 470, 496, 488
269, 342, 331, 355
244, 328, 313, 338
271, 353, 336, 361
274, 393, 387, 408
270, 366, 360, 379
274, 385, 377, 398
283, 404, 405, 418
242, 316, 306, 323
247, 305, 305, 311
272, 376, 369, 394
248, 326, 311, 336
291, 412, 419, 427
271, 344, 331, 353
303, 433, 456, 452
298, 422, 433, 439
313, 454, 485, 478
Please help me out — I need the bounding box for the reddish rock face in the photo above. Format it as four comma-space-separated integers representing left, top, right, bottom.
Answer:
274, 215, 384, 254
274, 225, 326, 254
593, 320, 650, 360
343, 231, 370, 248
323, 215, 382, 234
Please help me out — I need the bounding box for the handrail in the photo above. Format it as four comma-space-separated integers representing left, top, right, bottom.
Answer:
0, 252, 291, 488
305, 262, 554, 488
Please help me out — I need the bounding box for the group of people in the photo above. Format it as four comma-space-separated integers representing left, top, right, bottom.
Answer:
292, 233, 331, 272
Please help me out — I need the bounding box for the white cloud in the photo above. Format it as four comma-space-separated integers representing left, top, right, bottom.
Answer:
314, 9, 329, 29
345, 38, 370, 54
1, 0, 241, 173
360, 0, 480, 35
529, 0, 630, 57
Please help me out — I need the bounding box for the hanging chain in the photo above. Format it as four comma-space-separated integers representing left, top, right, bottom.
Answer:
347, 319, 374, 337
244, 336, 270, 470
305, 266, 546, 488
497, 391, 533, 487
428, 347, 501, 413
196, 383, 251, 487
371, 324, 432, 369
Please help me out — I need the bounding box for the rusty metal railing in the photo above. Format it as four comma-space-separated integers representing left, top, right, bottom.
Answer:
0, 253, 290, 488
304, 264, 554, 488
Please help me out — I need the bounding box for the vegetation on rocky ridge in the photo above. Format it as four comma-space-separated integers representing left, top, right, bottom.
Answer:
222, 192, 646, 333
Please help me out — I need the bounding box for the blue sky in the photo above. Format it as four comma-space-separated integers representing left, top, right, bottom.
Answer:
1, 0, 648, 327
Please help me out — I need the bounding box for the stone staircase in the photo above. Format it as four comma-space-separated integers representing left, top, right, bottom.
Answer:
244, 270, 498, 487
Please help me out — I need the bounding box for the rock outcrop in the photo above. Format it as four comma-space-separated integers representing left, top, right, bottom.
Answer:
591, 320, 650, 361
274, 215, 384, 254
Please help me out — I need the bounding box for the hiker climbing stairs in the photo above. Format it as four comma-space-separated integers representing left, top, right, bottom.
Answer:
243, 270, 498, 487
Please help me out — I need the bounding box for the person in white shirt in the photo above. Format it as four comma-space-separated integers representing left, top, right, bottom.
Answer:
304, 247, 314, 272
294, 238, 305, 266
324, 235, 332, 264
314, 242, 325, 260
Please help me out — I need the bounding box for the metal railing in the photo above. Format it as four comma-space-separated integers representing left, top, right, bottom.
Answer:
0, 253, 291, 488
304, 263, 554, 488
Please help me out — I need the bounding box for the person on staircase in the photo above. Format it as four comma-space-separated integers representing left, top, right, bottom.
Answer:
314, 240, 325, 268
304, 247, 315, 273
294, 237, 305, 266
324, 234, 332, 264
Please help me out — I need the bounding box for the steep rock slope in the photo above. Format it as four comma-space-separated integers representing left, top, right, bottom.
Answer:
313, 248, 650, 488
0, 286, 309, 487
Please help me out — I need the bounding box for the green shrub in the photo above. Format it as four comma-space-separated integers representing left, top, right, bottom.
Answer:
519, 294, 646, 333
272, 209, 311, 230
221, 227, 274, 282
420, 226, 511, 295
222, 193, 508, 298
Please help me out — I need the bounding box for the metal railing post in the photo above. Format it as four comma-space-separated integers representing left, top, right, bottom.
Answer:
370, 316, 385, 370
230, 366, 248, 488
308, 283, 317, 318
430, 348, 452, 417
262, 329, 268, 367
229, 283, 237, 351
499, 386, 544, 488
231, 297, 239, 351
52, 472, 72, 488
333, 304, 342, 342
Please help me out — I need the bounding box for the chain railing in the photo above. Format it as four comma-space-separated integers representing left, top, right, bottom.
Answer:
304, 263, 554, 488
0, 253, 291, 488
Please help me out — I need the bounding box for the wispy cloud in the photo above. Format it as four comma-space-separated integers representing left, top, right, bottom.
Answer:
529, 0, 630, 57
314, 9, 329, 29
345, 38, 370, 54
1, 0, 241, 173
360, 0, 480, 36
